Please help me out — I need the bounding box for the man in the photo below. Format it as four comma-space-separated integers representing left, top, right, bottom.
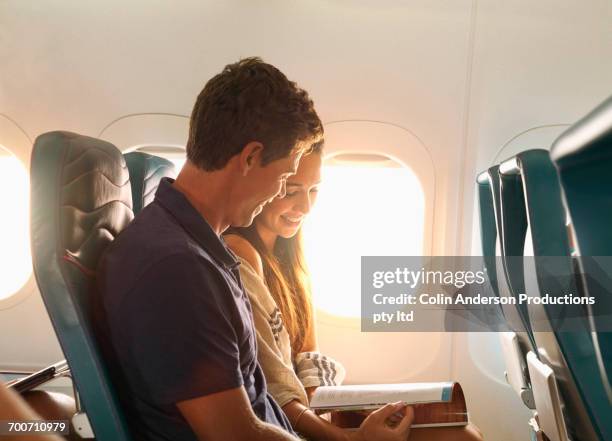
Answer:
94, 58, 413, 441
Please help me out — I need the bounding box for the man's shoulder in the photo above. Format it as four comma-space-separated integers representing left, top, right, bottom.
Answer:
99, 203, 219, 284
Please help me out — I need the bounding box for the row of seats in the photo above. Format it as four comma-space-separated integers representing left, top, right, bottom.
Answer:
29, 132, 175, 440
477, 96, 612, 441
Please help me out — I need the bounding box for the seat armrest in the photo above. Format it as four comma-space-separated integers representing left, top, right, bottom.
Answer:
7, 360, 70, 394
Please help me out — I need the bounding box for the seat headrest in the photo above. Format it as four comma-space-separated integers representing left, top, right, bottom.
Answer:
551, 95, 612, 167
31, 131, 134, 273
124, 152, 176, 213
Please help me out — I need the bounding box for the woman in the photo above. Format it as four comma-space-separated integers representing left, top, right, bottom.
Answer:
224, 148, 483, 441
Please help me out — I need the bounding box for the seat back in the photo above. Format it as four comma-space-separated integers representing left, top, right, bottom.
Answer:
551, 95, 612, 440
30, 131, 134, 441
501, 149, 602, 441
477, 169, 500, 298
483, 166, 533, 342
475, 170, 508, 330
477, 165, 535, 408
124, 152, 175, 213
497, 162, 537, 351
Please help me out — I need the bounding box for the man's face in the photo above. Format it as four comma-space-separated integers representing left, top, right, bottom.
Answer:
233, 149, 303, 227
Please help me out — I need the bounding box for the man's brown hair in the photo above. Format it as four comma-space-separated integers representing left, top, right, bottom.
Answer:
186, 57, 324, 171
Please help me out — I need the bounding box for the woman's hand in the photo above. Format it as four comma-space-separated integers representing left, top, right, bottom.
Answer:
305, 386, 317, 403
350, 402, 414, 441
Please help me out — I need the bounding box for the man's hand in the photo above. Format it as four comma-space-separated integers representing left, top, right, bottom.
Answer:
351, 402, 414, 441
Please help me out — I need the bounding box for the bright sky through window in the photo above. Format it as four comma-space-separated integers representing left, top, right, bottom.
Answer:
302, 163, 425, 317
0, 154, 32, 300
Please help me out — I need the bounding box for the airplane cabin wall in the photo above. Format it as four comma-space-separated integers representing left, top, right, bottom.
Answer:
0, 2, 611, 441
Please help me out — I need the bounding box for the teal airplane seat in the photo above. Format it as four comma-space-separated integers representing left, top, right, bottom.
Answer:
551, 95, 612, 438
30, 131, 134, 441
124, 152, 175, 214
497, 161, 537, 352
477, 169, 500, 299
477, 166, 536, 409
499, 149, 605, 441
475, 169, 508, 330
479, 166, 535, 345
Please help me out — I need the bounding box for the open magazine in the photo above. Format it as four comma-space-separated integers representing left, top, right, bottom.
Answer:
310, 382, 468, 428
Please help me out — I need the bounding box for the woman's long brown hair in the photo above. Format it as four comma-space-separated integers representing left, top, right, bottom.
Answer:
228, 225, 313, 356
227, 145, 323, 356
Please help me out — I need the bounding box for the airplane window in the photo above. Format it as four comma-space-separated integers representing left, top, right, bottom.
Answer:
0, 150, 32, 301
169, 158, 186, 170
303, 159, 425, 317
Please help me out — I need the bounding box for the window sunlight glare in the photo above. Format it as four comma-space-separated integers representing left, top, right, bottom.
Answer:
303, 164, 425, 318
169, 157, 186, 171
0, 154, 32, 301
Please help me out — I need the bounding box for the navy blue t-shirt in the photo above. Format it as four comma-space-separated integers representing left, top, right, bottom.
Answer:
93, 178, 294, 440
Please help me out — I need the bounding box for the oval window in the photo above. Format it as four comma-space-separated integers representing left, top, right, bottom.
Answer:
303, 155, 425, 317
0, 149, 32, 301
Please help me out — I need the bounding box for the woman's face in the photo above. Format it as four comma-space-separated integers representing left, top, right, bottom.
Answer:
256, 152, 322, 239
